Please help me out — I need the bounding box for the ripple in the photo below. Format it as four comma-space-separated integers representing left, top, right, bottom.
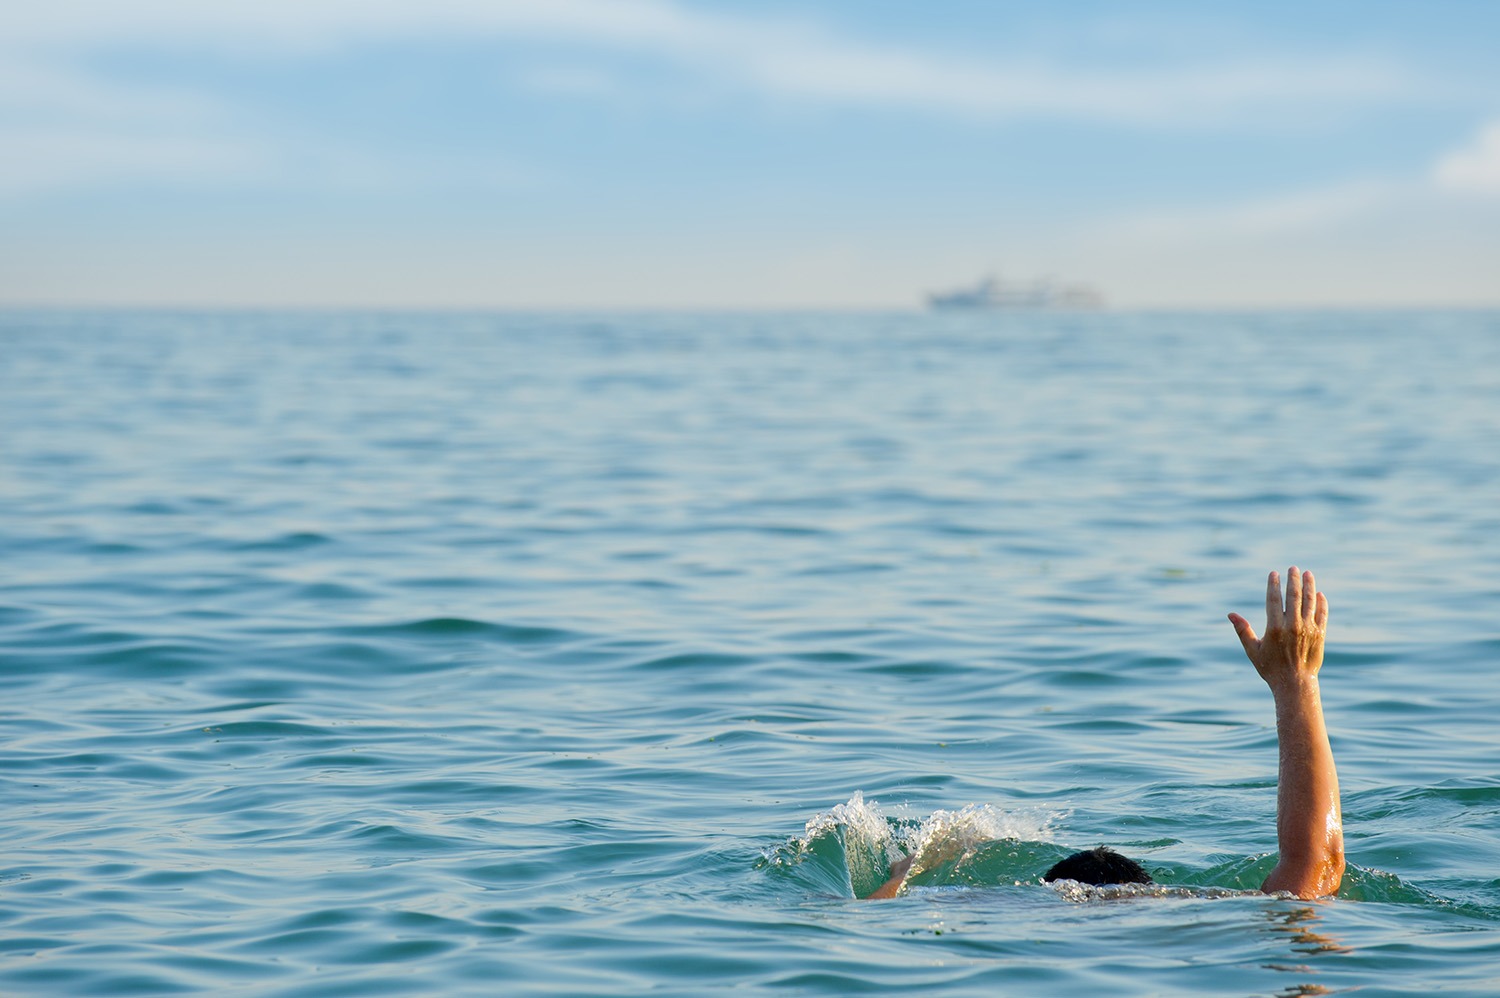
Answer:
7, 310, 1500, 996
627, 651, 758, 672
232, 531, 335, 551
341, 618, 583, 644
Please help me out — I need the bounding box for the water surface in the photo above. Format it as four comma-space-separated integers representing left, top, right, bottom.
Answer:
3, 309, 1500, 995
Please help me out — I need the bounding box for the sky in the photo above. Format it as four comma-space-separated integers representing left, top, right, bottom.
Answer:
2, 0, 1499, 309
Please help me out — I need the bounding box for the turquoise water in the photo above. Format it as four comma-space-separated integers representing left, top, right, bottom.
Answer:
3, 309, 1500, 996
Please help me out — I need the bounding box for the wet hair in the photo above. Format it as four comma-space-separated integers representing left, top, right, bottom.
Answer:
1042, 847, 1153, 886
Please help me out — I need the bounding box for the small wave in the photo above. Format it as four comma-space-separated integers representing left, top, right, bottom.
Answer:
768, 795, 1492, 914
289, 582, 374, 601
342, 618, 581, 645
901, 801, 1060, 875
1338, 865, 1500, 917
791, 561, 895, 577
1034, 859, 1497, 915
855, 659, 970, 678
0, 603, 37, 626
5, 629, 216, 676
232, 531, 334, 551
627, 651, 757, 672
766, 792, 1063, 898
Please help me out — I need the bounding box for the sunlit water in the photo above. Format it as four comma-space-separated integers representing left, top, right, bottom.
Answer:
3, 309, 1500, 996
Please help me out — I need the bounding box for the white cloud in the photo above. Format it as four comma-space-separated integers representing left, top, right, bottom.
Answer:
0, 124, 263, 195
723, 44, 1400, 123
0, 56, 527, 196
0, 59, 219, 120
1092, 116, 1500, 252
0, 55, 262, 195
1061, 126, 1500, 307
0, 0, 1408, 122
1105, 179, 1404, 245
1434, 121, 1500, 195
0, 0, 1415, 200
517, 65, 625, 100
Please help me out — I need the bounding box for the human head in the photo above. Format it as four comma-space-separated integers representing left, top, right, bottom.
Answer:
1042, 847, 1153, 886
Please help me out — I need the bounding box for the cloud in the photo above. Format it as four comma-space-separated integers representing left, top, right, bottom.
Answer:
0, 58, 219, 120
0, 55, 262, 195
1104, 179, 1404, 245
1092, 115, 1500, 253
0, 56, 528, 196
1433, 121, 1500, 195
0, 0, 1431, 203
709, 39, 1401, 123
1, 0, 1410, 122
517, 65, 626, 100
0, 125, 264, 195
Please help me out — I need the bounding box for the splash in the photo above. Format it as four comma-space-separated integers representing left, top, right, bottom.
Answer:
902, 802, 1059, 880
769, 792, 1063, 898
1049, 880, 1251, 903
801, 791, 894, 853
795, 791, 901, 897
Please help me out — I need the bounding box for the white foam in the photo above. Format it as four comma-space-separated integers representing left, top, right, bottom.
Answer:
794, 793, 1065, 894
802, 790, 892, 852
901, 802, 1060, 877
1049, 880, 1251, 903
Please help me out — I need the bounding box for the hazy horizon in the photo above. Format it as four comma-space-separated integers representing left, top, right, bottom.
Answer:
4, 1, 1499, 310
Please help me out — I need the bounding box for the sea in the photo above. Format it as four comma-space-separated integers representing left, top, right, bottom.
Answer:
3, 308, 1499, 996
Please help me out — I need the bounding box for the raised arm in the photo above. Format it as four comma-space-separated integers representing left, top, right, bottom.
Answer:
1229, 567, 1345, 899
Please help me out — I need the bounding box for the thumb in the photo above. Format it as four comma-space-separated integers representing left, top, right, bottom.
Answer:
1227, 613, 1259, 659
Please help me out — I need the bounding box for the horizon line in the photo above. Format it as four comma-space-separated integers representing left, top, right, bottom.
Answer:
4, 300, 1500, 315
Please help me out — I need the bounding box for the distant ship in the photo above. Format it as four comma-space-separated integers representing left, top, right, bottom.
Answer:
927, 274, 1103, 310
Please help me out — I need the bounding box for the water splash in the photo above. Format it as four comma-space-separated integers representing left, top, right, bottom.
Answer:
1049, 880, 1252, 903
901, 802, 1060, 880
781, 791, 901, 897
767, 793, 1063, 898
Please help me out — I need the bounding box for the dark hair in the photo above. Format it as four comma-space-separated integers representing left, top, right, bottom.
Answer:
1042, 847, 1153, 886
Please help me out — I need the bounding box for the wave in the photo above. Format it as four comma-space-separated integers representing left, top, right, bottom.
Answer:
338, 618, 582, 644
762, 792, 1064, 898
764, 794, 1499, 915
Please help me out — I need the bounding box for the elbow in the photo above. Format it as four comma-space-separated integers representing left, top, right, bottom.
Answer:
1320, 843, 1346, 898
1292, 809, 1346, 899
1313, 818, 1346, 898
1262, 844, 1345, 900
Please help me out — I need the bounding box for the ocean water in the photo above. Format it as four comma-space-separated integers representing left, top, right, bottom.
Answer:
3, 308, 1500, 997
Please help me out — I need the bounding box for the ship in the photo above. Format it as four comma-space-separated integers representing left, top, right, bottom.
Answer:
926, 274, 1103, 310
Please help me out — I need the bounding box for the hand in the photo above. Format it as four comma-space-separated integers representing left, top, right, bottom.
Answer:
1228, 567, 1328, 692
865, 854, 915, 899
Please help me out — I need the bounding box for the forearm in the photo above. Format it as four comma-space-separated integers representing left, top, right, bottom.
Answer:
863, 855, 913, 899
1263, 678, 1344, 898
865, 872, 904, 899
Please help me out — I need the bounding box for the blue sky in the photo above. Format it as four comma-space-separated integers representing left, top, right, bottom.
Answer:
3, 0, 1498, 308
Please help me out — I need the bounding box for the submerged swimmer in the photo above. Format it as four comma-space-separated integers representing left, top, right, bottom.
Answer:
867, 567, 1344, 901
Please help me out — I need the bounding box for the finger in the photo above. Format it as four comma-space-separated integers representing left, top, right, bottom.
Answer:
1265, 571, 1281, 628
1285, 566, 1302, 628
1228, 612, 1260, 658
1302, 570, 1317, 623
1315, 591, 1328, 631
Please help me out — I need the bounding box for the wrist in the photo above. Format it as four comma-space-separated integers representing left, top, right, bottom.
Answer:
1265, 673, 1321, 700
